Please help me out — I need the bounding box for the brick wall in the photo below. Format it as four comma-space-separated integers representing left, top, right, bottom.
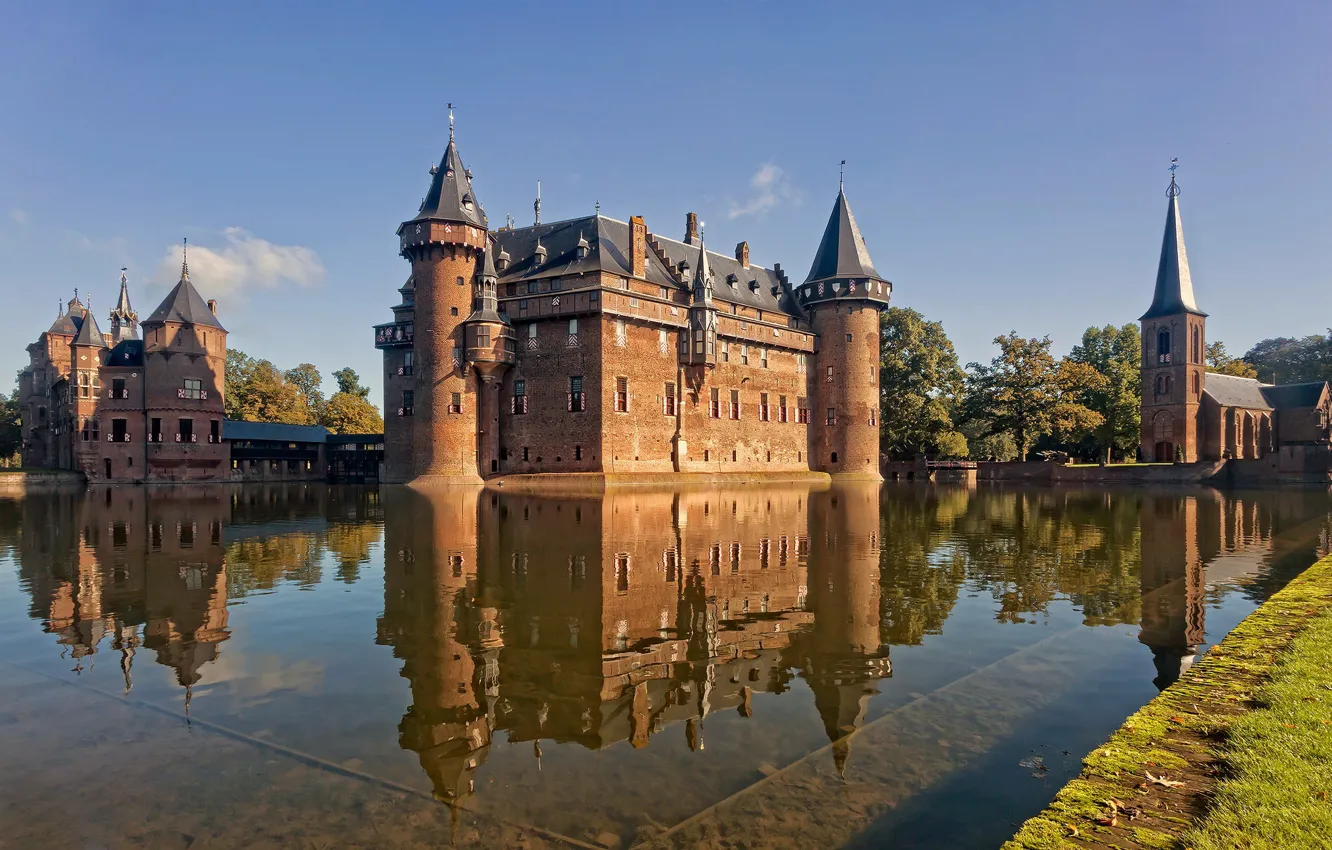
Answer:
812, 304, 882, 476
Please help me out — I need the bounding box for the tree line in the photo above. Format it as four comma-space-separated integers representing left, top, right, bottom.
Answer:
879, 308, 1332, 463
224, 351, 384, 435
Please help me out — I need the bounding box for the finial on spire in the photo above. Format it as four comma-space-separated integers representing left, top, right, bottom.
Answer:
1167, 158, 1180, 197
120, 267, 127, 285
448, 103, 454, 141
840, 160, 846, 191
534, 180, 542, 225
181, 237, 190, 280
595, 199, 600, 216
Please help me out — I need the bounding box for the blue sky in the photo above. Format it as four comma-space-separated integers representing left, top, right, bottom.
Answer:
2, 2, 1329, 405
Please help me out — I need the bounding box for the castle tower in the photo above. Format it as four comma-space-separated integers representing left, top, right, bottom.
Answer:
796, 186, 892, 478
108, 268, 139, 345
463, 240, 516, 477
395, 116, 489, 485
1140, 169, 1207, 463
70, 308, 110, 479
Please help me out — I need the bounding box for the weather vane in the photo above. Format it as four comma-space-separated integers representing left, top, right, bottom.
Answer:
448, 103, 454, 140
840, 160, 846, 190
1167, 158, 1180, 197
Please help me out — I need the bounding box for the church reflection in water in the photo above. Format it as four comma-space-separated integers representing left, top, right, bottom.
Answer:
7, 482, 1330, 808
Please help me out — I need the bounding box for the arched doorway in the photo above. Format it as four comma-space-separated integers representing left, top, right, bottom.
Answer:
1224, 408, 1237, 458
1259, 415, 1272, 455
1153, 410, 1175, 462
1242, 412, 1256, 459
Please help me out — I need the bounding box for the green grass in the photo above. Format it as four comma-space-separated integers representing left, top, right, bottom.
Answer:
1182, 609, 1332, 849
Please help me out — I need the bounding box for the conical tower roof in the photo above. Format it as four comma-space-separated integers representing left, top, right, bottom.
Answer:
143, 244, 226, 331
110, 270, 138, 324
405, 134, 486, 230
804, 189, 881, 284
691, 234, 713, 303
1141, 177, 1206, 320
73, 309, 108, 349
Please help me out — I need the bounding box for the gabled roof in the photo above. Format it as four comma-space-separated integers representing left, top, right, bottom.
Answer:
222, 419, 331, 444
72, 310, 108, 349
143, 265, 226, 331
1261, 381, 1329, 410
1203, 373, 1272, 411
1141, 182, 1206, 320
493, 215, 675, 287
804, 189, 881, 284
403, 136, 486, 229
47, 310, 83, 337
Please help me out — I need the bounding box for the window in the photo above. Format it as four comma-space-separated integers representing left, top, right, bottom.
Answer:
826, 366, 834, 382
178, 418, 195, 443
846, 333, 853, 342
523, 446, 530, 461
1157, 328, 1172, 364
722, 341, 729, 362
81, 418, 100, 442
797, 397, 810, 424
1156, 374, 1173, 397
730, 543, 741, 573
569, 376, 586, 412
401, 390, 414, 416
401, 350, 414, 376
663, 382, 676, 416
182, 378, 203, 400
512, 379, 528, 414
730, 389, 741, 420
457, 276, 465, 287
1193, 372, 1201, 397
449, 392, 462, 414
796, 353, 806, 373
574, 445, 582, 460
659, 286, 669, 300
658, 328, 668, 354
150, 417, 162, 442
779, 395, 788, 423
741, 345, 749, 365
709, 387, 720, 418
760, 393, 770, 422
78, 371, 89, 398
761, 348, 768, 368
615, 554, 631, 591
826, 408, 837, 426
111, 377, 126, 399
108, 418, 128, 443
568, 318, 578, 336
615, 319, 627, 347
210, 419, 220, 444
709, 544, 721, 576
451, 306, 458, 316
477, 326, 491, 348
619, 278, 630, 290
615, 377, 629, 412
629, 296, 640, 308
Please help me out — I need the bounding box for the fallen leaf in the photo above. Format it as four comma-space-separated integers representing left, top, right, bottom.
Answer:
1170, 716, 1187, 724
1095, 815, 1118, 827
1064, 824, 1079, 837
1282, 723, 1297, 729
1316, 791, 1327, 802
1146, 771, 1185, 788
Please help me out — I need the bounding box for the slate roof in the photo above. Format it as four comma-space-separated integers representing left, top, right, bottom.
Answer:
804, 189, 882, 285
72, 310, 108, 348
403, 137, 486, 229
1203, 373, 1273, 411
652, 231, 795, 315
223, 420, 331, 444
1141, 185, 1206, 320
105, 340, 144, 368
1261, 381, 1329, 410
47, 310, 84, 337
144, 273, 226, 331
493, 215, 675, 288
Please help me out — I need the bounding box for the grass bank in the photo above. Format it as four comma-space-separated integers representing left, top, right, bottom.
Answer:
1004, 552, 1332, 850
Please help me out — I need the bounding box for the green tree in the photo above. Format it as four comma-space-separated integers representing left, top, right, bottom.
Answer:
1205, 341, 1259, 379
0, 386, 21, 466
224, 349, 258, 420
1241, 335, 1331, 384
1067, 324, 1142, 462
332, 367, 371, 399
878, 307, 967, 459
284, 363, 326, 422
321, 391, 384, 435
964, 333, 1103, 461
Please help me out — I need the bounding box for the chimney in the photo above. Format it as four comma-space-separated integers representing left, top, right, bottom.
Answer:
207, 299, 217, 316
685, 212, 699, 245
630, 215, 647, 279
735, 241, 750, 269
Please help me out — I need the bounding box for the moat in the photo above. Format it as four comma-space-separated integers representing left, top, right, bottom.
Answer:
1, 483, 1329, 849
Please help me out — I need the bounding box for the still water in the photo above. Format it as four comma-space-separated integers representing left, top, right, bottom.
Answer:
1, 483, 1329, 849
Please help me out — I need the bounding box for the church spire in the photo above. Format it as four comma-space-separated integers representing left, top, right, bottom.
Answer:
1141, 162, 1206, 320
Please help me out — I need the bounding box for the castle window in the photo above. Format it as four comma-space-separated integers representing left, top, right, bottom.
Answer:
629, 296, 640, 308
730, 543, 741, 573
797, 353, 806, 373
449, 393, 462, 414
512, 380, 528, 414
615, 319, 627, 347
457, 276, 465, 287
182, 378, 204, 400
150, 417, 162, 442
400, 390, 413, 416
614, 377, 629, 412
846, 333, 853, 342
761, 348, 768, 368
730, 389, 741, 420
710, 387, 720, 419
569, 376, 585, 412
78, 371, 89, 398
1157, 328, 1172, 364
663, 383, 676, 416
797, 397, 810, 424
1193, 372, 1201, 397
759, 393, 770, 422
826, 366, 834, 382
178, 418, 194, 443
1156, 374, 1172, 397
660, 286, 669, 300
615, 554, 631, 592
523, 446, 530, 461
659, 328, 669, 354
451, 307, 458, 316
568, 318, 578, 336
550, 279, 562, 292
1191, 327, 1202, 364
721, 341, 730, 362
210, 420, 220, 444
826, 408, 837, 426
111, 377, 126, 399
619, 277, 630, 290
574, 445, 582, 460
779, 395, 788, 423
741, 345, 749, 365
81, 418, 99, 442
477, 326, 491, 348
519, 299, 529, 314
402, 351, 414, 376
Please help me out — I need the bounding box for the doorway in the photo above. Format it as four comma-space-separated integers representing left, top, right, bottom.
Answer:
103, 458, 112, 479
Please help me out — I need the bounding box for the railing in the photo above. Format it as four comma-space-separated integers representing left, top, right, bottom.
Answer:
924, 460, 978, 470
375, 322, 414, 347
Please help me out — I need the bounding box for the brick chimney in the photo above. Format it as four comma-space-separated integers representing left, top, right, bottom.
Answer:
685, 212, 699, 245
630, 215, 647, 279
207, 299, 217, 316
735, 241, 750, 269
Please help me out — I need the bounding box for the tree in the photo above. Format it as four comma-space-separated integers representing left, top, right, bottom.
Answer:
224, 349, 258, 420
1205, 341, 1259, 379
333, 367, 371, 399
963, 333, 1103, 461
1242, 334, 1332, 384
224, 349, 314, 425
878, 307, 967, 458
0, 386, 21, 466
321, 391, 384, 435
284, 363, 326, 422
1067, 324, 1141, 462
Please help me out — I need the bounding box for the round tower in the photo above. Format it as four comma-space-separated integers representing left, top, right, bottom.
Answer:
397, 118, 490, 485
796, 187, 892, 479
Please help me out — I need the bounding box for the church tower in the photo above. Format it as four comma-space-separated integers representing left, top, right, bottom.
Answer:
1140, 168, 1207, 463
396, 112, 490, 485
796, 184, 892, 479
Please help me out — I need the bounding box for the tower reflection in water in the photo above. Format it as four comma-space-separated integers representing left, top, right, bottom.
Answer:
376, 482, 893, 801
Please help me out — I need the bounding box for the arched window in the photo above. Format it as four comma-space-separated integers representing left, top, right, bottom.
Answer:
1191, 327, 1202, 364
1153, 411, 1174, 442
1157, 328, 1172, 364
1192, 372, 1201, 397
1156, 374, 1172, 397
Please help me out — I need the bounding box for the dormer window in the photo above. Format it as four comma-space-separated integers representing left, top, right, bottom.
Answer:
748, 279, 759, 292
497, 250, 510, 272
576, 234, 589, 260
462, 193, 474, 211
534, 244, 547, 266
726, 273, 738, 288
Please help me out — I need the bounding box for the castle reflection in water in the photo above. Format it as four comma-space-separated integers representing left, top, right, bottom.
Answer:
4, 482, 1329, 804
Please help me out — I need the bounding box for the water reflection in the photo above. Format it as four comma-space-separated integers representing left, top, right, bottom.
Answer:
2, 483, 1330, 847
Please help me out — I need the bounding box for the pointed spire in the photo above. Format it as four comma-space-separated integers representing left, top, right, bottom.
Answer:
448, 102, 454, 142
405, 120, 486, 229
692, 229, 713, 304
110, 267, 139, 342
72, 308, 108, 349
804, 188, 880, 284
1140, 162, 1206, 320
181, 238, 189, 281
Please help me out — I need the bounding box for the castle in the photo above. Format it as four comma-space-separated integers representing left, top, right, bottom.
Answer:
376, 121, 891, 485
18, 251, 230, 482
1138, 173, 1331, 464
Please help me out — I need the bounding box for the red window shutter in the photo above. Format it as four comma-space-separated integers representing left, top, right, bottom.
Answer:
522, 396, 529, 414
567, 392, 573, 411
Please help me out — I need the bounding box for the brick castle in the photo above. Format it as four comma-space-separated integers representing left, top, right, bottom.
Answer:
376, 120, 892, 485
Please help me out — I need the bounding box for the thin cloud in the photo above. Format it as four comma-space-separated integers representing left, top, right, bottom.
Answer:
9, 209, 28, 225
151, 227, 325, 300
728, 162, 793, 219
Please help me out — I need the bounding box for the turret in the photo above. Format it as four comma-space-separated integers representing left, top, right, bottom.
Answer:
393, 110, 490, 485
1140, 165, 1207, 463
683, 233, 718, 368
795, 184, 892, 479
464, 240, 516, 476
108, 268, 139, 344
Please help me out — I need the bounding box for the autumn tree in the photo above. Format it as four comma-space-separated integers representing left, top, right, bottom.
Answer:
1205, 341, 1259, 379
224, 349, 315, 425
321, 390, 384, 435
1067, 324, 1142, 462
284, 363, 326, 422
878, 307, 968, 459
963, 333, 1103, 461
